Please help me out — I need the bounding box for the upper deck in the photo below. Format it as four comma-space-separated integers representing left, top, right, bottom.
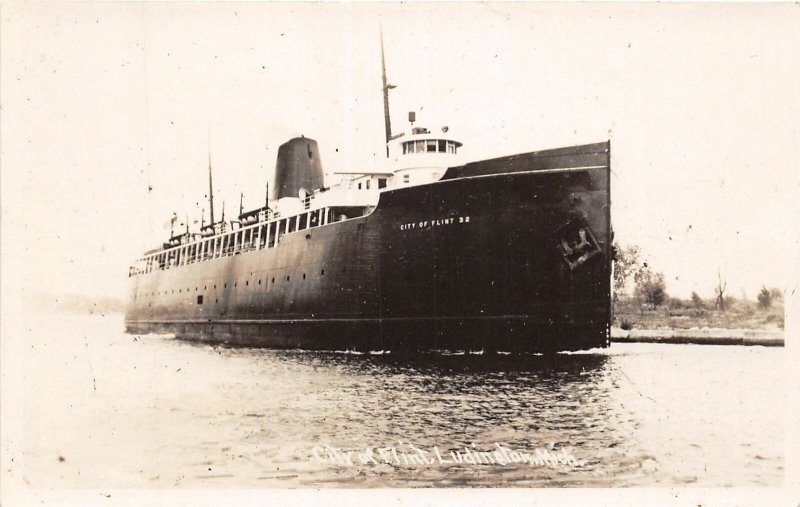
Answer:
130, 116, 467, 278
128, 203, 369, 277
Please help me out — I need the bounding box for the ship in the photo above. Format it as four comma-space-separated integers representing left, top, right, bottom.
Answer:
125, 39, 612, 354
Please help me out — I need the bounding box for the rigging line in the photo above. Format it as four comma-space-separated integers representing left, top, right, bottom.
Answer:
141, 4, 153, 244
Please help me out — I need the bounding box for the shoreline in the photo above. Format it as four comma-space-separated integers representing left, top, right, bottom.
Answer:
610, 327, 784, 347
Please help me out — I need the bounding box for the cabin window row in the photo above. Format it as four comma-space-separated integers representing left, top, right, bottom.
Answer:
356, 178, 388, 190
402, 139, 458, 155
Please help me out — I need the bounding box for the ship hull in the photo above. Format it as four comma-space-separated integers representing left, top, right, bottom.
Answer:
126, 142, 611, 353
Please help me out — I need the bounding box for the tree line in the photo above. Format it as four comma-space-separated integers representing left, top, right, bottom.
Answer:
612, 242, 783, 312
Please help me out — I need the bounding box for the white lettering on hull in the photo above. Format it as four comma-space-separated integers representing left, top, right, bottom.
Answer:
399, 216, 470, 231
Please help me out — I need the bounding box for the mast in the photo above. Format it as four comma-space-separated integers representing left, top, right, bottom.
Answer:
208, 137, 215, 225
380, 27, 396, 158
262, 167, 269, 208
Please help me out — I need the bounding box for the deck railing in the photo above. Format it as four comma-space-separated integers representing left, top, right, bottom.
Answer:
129, 206, 336, 276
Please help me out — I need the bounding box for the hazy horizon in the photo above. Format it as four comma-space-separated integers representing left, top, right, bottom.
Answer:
2, 3, 798, 304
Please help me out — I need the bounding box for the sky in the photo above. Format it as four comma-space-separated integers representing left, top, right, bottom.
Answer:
2, 2, 799, 302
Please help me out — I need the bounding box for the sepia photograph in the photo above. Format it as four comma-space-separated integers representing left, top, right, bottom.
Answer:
1, 2, 798, 505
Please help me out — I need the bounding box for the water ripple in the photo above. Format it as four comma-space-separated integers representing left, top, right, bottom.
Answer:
10, 315, 785, 488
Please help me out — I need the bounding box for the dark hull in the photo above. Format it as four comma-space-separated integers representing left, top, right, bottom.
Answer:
126, 142, 611, 352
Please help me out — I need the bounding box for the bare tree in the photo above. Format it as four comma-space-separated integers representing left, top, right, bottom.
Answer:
714, 269, 727, 311
758, 286, 772, 309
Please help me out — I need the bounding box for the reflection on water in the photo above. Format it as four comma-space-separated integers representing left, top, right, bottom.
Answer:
4, 314, 784, 489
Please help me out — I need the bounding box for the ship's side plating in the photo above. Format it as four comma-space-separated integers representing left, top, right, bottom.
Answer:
377, 141, 611, 352
125, 141, 611, 352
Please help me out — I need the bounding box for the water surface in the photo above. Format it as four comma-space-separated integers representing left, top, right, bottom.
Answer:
3, 314, 784, 488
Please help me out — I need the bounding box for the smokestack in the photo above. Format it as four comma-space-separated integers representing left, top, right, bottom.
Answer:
273, 137, 325, 201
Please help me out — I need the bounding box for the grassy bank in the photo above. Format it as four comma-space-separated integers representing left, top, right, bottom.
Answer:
610, 297, 784, 346
612, 297, 784, 330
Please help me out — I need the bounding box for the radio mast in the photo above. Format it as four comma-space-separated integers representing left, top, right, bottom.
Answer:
207, 135, 215, 225
380, 27, 396, 158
